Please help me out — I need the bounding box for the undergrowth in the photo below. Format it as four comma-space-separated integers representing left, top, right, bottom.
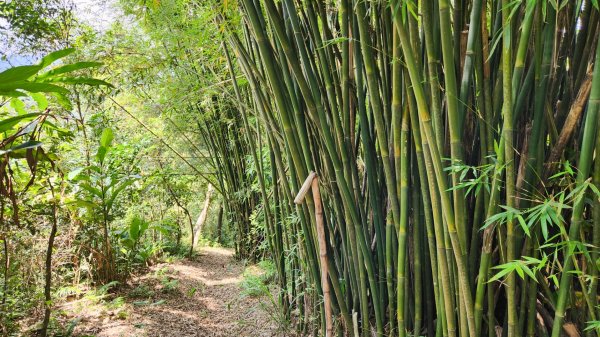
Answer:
240, 259, 291, 334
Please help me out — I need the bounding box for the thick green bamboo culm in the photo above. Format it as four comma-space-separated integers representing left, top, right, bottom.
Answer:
500, 1, 517, 336
214, 1, 600, 336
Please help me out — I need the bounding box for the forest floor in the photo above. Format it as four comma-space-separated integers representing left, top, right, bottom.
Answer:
51, 247, 282, 337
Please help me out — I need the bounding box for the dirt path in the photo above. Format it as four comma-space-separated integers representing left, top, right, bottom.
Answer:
64, 247, 280, 337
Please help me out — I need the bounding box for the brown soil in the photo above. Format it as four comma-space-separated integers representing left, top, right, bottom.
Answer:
60, 247, 281, 337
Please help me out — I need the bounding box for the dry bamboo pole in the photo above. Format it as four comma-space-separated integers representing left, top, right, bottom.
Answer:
295, 172, 332, 337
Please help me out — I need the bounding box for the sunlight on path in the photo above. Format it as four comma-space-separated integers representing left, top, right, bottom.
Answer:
66, 247, 278, 337
171, 248, 244, 287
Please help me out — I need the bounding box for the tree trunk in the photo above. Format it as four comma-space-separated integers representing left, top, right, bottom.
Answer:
1, 199, 8, 311
2, 236, 7, 307
183, 208, 194, 257
41, 204, 58, 336
41, 182, 59, 337
193, 184, 213, 248
216, 205, 224, 244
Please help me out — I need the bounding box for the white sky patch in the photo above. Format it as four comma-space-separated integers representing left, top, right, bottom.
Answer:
72, 0, 122, 32
0, 0, 123, 69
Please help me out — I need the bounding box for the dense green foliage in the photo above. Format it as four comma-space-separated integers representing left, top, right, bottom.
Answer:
0, 3, 232, 335
0, 0, 75, 56
1, 1, 600, 337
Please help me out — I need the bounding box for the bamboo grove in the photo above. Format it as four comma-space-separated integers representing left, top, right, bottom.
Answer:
208, 0, 600, 336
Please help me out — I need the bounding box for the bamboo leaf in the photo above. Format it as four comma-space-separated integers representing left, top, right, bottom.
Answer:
52, 92, 73, 110
38, 48, 76, 68
0, 113, 41, 133
0, 140, 43, 155
30, 93, 48, 110
520, 265, 537, 282
9, 98, 26, 114
0, 65, 42, 83
489, 265, 514, 283
38, 62, 103, 78
0, 81, 70, 95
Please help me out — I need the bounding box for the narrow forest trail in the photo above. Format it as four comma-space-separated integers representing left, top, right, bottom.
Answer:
62, 247, 281, 337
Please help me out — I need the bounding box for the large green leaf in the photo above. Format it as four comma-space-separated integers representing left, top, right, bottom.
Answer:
67, 168, 86, 181
129, 217, 141, 241
52, 92, 73, 110
100, 128, 114, 148
0, 140, 43, 155
150, 224, 174, 235
96, 145, 108, 163
106, 179, 134, 212
38, 48, 76, 68
0, 90, 27, 98
121, 238, 135, 249
68, 199, 98, 210
38, 62, 103, 78
79, 183, 103, 198
29, 93, 48, 110
0, 81, 70, 95
41, 120, 72, 138
9, 98, 26, 114
140, 220, 149, 235
0, 65, 43, 83
0, 113, 41, 133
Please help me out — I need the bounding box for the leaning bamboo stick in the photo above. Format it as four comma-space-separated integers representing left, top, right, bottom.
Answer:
295, 172, 333, 337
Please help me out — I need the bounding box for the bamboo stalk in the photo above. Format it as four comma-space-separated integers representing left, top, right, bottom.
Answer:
500, 1, 517, 336
208, 2, 600, 336
551, 28, 600, 337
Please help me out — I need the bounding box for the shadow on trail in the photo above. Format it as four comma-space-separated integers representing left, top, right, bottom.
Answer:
72, 247, 277, 337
